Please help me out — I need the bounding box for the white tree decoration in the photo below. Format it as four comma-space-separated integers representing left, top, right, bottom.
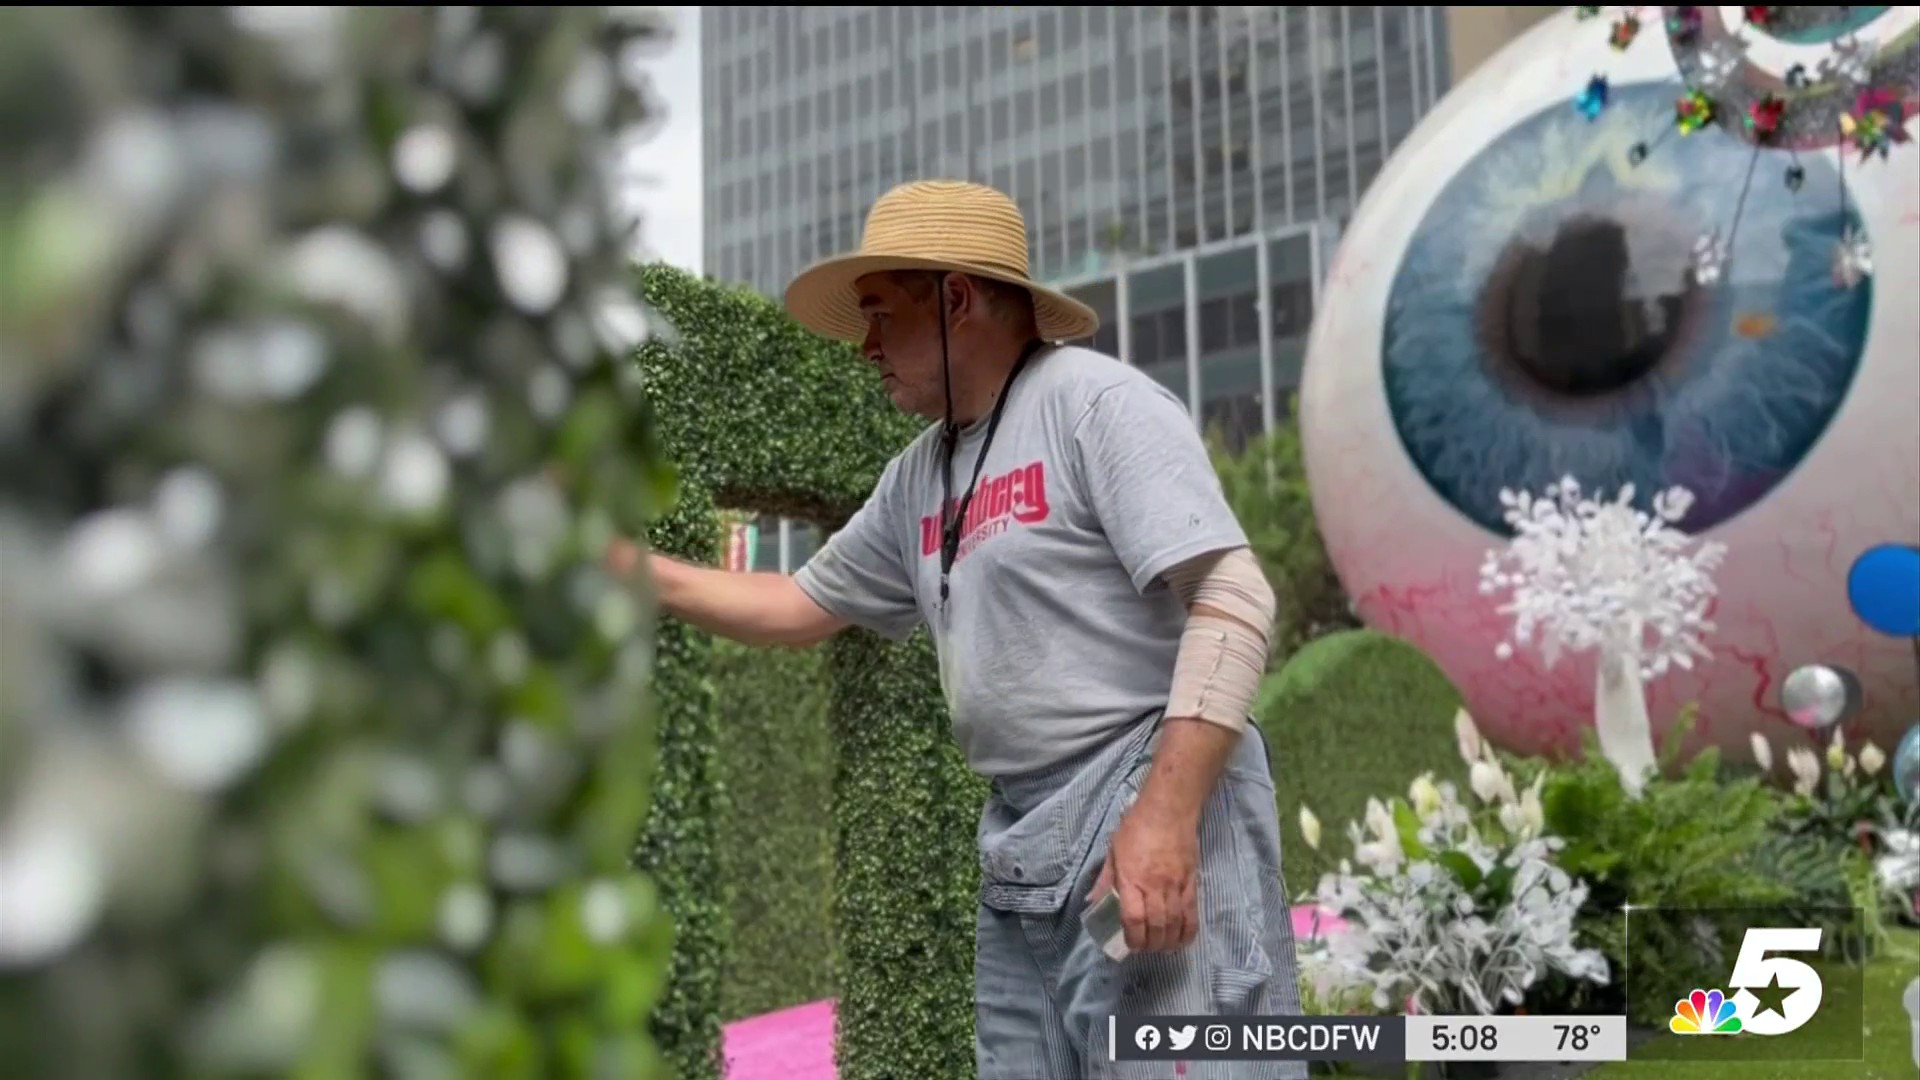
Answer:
1479, 478, 1728, 796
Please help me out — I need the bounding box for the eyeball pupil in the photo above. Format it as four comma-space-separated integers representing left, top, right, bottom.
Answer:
1477, 215, 1686, 397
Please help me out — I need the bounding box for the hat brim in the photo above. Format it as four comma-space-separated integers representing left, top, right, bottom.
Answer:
783, 253, 1102, 345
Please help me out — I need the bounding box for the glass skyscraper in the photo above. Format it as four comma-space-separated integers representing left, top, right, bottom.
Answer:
700, 6, 1454, 569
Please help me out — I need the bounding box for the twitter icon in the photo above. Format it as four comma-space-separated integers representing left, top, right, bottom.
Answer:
1168, 1024, 1197, 1051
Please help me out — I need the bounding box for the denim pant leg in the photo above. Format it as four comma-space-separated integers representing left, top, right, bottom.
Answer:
976, 901, 1083, 1080
1050, 726, 1310, 1080
975, 717, 1162, 1078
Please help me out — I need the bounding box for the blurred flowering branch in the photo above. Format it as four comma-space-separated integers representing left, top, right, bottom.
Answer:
0, 7, 684, 1077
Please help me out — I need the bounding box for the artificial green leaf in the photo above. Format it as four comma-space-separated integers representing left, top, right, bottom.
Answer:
1392, 800, 1430, 861
1434, 851, 1483, 892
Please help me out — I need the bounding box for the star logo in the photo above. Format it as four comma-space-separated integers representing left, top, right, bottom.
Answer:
1741, 972, 1797, 1020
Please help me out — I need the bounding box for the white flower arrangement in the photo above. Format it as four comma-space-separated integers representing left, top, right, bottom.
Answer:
1756, 728, 1918, 918
1296, 716, 1611, 1015
1479, 478, 1728, 797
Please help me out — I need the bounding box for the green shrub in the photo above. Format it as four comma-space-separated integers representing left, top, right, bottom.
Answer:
1507, 711, 1847, 1026
1209, 403, 1357, 669
1260, 629, 1466, 900
711, 641, 838, 1021
632, 264, 981, 1079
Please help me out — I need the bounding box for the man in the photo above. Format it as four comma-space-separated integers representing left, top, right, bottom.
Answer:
617, 180, 1307, 1079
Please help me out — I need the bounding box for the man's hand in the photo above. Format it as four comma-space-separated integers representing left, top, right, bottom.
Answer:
1086, 717, 1243, 954
1089, 802, 1201, 954
602, 535, 849, 648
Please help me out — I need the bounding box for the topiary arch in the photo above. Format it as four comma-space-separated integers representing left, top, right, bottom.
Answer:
630, 263, 987, 1080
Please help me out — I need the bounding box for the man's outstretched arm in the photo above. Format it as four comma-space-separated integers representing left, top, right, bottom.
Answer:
607, 540, 851, 648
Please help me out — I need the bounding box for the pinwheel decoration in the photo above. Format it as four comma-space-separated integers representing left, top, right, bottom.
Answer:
1572, 6, 1919, 291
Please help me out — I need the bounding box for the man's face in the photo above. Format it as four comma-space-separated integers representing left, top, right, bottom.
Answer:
855, 272, 952, 419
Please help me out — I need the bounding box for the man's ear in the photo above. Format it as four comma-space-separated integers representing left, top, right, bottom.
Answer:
942, 272, 977, 324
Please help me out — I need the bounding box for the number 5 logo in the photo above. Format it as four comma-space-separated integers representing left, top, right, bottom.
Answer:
1726, 927, 1825, 1036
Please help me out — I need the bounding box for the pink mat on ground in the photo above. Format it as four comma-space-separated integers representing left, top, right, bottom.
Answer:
722, 998, 838, 1080
717, 905, 1349, 1079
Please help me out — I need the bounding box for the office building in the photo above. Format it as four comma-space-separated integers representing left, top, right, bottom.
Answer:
700, 6, 1459, 568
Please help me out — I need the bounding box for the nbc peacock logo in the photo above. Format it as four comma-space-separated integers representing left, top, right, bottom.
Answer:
1670, 989, 1743, 1035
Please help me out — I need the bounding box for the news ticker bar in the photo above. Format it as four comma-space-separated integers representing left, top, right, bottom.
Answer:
1109, 1014, 1630, 1063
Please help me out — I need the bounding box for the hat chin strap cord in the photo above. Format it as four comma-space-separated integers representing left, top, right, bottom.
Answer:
933, 274, 1042, 611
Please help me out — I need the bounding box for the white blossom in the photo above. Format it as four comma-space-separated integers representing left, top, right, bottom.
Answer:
1479, 478, 1726, 795
1749, 733, 1774, 773
1859, 742, 1885, 777
1479, 478, 1725, 673
1517, 775, 1545, 839
1469, 760, 1515, 806
1298, 805, 1323, 851
1498, 802, 1526, 835
1786, 747, 1822, 797
1454, 709, 1487, 765
1409, 774, 1443, 819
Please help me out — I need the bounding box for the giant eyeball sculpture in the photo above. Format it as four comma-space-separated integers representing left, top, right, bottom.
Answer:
1300, 7, 1920, 763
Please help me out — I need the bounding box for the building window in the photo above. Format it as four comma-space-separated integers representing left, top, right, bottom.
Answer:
1064, 74, 1085, 119
1128, 262, 1188, 400
1266, 235, 1315, 342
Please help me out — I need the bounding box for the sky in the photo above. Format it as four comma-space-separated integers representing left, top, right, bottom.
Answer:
628, 7, 704, 275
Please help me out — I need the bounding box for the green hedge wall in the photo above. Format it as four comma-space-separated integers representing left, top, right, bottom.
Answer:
710, 641, 838, 1021
631, 264, 984, 1079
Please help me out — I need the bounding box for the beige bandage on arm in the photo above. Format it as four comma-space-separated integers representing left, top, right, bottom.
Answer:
1160, 546, 1277, 731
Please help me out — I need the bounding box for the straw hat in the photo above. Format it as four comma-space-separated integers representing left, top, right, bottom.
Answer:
783, 180, 1101, 345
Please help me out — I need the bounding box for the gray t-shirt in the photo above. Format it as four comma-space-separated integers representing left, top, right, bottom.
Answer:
793, 344, 1250, 778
